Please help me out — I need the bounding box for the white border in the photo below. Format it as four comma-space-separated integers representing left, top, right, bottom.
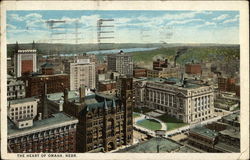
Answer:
1, 1, 249, 160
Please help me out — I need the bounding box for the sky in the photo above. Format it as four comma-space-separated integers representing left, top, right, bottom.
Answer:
6, 10, 239, 44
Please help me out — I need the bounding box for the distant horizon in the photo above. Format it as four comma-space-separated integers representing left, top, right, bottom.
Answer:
7, 10, 239, 44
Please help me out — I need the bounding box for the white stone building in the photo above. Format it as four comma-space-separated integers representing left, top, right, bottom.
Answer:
134, 77, 215, 123
8, 97, 39, 122
67, 59, 96, 91
7, 75, 26, 100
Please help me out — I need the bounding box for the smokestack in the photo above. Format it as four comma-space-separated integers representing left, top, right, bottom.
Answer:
79, 85, 85, 103
38, 113, 42, 120
42, 83, 48, 119
64, 88, 69, 102
181, 73, 184, 84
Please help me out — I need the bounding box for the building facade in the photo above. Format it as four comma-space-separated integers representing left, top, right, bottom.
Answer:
7, 97, 38, 122
14, 49, 37, 77
134, 77, 215, 123
133, 68, 147, 78
218, 77, 236, 92
147, 67, 179, 78
188, 127, 218, 152
7, 113, 78, 153
7, 75, 26, 100
185, 63, 202, 75
63, 78, 133, 152
22, 74, 70, 97
107, 51, 133, 76
66, 59, 96, 91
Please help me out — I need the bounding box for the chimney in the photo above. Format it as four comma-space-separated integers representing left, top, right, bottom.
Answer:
38, 113, 42, 120
181, 73, 184, 84
64, 88, 69, 102
42, 83, 48, 119
79, 85, 85, 103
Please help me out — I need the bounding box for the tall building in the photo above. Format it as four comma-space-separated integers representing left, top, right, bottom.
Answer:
65, 59, 96, 91
218, 77, 236, 92
7, 113, 78, 153
134, 77, 215, 123
7, 75, 26, 100
107, 51, 133, 76
14, 49, 37, 77
63, 78, 133, 152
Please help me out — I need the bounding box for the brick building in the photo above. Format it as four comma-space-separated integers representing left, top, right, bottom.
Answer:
14, 49, 37, 77
185, 63, 202, 75
153, 59, 169, 70
133, 68, 147, 78
218, 77, 236, 92
98, 80, 117, 92
22, 63, 70, 97
63, 78, 133, 152
7, 113, 78, 153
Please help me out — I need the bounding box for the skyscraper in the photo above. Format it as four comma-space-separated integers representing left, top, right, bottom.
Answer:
14, 43, 37, 77
107, 51, 133, 76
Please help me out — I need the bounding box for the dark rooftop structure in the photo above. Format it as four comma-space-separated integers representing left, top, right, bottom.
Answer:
190, 127, 218, 139
116, 137, 195, 153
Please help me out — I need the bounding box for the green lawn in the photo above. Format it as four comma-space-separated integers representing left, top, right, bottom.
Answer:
134, 107, 154, 114
133, 112, 141, 118
136, 119, 162, 131
156, 114, 188, 131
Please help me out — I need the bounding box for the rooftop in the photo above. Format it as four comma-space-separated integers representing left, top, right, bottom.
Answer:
8, 97, 38, 105
190, 127, 218, 139
219, 126, 240, 139
215, 142, 240, 152
8, 112, 78, 138
146, 77, 204, 89
222, 111, 240, 123
116, 137, 182, 153
41, 62, 54, 68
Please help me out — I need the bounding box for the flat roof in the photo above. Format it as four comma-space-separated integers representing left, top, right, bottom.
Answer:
116, 137, 182, 153
174, 146, 200, 153
219, 126, 240, 139
190, 127, 218, 139
222, 111, 240, 123
8, 112, 78, 138
146, 77, 204, 89
215, 142, 240, 152
9, 97, 38, 105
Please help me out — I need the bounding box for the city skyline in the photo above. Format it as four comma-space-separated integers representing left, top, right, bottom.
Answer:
7, 10, 239, 44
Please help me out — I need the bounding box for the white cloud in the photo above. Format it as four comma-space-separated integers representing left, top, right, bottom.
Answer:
212, 14, 229, 21
7, 24, 17, 30
167, 19, 204, 25
9, 14, 24, 21
195, 21, 216, 28
222, 15, 239, 24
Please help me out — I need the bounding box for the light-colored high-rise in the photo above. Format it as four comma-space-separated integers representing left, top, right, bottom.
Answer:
68, 59, 96, 90
107, 51, 133, 76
